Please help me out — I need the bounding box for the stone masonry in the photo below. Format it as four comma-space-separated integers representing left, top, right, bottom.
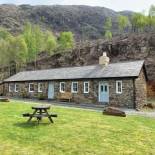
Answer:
4, 78, 138, 108
135, 69, 147, 109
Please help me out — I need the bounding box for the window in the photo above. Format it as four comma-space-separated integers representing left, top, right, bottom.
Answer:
29, 83, 35, 92
15, 84, 19, 92
104, 85, 108, 92
84, 82, 89, 93
9, 84, 14, 92
60, 82, 65, 93
71, 82, 78, 93
38, 83, 43, 92
116, 81, 122, 94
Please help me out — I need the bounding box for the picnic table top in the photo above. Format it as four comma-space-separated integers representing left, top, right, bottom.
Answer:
32, 105, 51, 110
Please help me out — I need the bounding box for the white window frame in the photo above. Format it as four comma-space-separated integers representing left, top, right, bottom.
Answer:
116, 81, 122, 94
9, 84, 14, 92
15, 84, 19, 92
38, 83, 43, 92
71, 82, 78, 93
84, 82, 89, 93
29, 83, 35, 92
60, 82, 65, 93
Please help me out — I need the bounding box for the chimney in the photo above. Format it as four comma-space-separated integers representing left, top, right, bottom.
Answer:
99, 52, 110, 66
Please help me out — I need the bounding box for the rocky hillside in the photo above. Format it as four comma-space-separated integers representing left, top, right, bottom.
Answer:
26, 33, 155, 81
0, 4, 133, 40
0, 33, 155, 96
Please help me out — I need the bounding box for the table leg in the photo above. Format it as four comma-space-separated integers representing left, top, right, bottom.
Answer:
27, 109, 37, 123
44, 109, 54, 123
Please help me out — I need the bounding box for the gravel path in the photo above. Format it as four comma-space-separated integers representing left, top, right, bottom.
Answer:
9, 97, 155, 118
122, 109, 155, 118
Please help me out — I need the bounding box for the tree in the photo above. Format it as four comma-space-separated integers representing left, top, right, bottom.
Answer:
0, 27, 12, 40
58, 31, 74, 50
44, 31, 57, 55
104, 30, 112, 40
22, 22, 46, 66
0, 39, 9, 66
118, 15, 129, 33
23, 22, 36, 62
149, 5, 155, 17
104, 17, 112, 31
7, 36, 28, 68
148, 5, 155, 30
131, 13, 147, 32
104, 17, 113, 40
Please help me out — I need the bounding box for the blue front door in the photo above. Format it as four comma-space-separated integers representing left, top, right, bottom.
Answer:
99, 82, 109, 103
48, 82, 54, 99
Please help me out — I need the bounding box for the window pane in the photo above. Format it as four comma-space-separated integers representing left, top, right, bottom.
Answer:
72, 82, 78, 92
15, 84, 19, 92
29, 84, 34, 92
38, 83, 43, 92
116, 81, 122, 94
101, 85, 104, 92
84, 82, 89, 93
9, 84, 14, 92
104, 85, 107, 92
60, 82, 65, 92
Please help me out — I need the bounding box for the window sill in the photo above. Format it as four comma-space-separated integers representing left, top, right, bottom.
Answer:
116, 92, 122, 94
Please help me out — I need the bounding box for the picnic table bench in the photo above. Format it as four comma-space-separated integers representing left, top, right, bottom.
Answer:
23, 105, 57, 124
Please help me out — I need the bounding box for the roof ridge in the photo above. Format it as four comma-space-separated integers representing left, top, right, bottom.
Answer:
19, 60, 145, 73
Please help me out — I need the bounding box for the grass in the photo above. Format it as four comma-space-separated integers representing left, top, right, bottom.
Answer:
0, 100, 155, 155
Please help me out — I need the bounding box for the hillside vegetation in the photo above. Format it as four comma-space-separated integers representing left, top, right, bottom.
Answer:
0, 4, 133, 40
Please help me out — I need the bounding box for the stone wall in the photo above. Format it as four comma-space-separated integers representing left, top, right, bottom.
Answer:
108, 79, 134, 108
135, 68, 147, 109
147, 81, 155, 97
4, 82, 49, 99
4, 78, 136, 108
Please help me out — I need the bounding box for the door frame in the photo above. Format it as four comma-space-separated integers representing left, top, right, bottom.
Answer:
48, 82, 54, 99
98, 82, 109, 103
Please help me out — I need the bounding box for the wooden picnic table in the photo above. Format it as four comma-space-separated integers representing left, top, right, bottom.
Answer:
23, 105, 57, 124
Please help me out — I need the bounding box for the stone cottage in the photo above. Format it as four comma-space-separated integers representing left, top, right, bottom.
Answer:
3, 53, 147, 109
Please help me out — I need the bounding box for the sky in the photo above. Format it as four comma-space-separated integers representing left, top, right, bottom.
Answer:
0, 0, 154, 12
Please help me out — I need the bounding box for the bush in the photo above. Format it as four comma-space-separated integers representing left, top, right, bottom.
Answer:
21, 91, 29, 98
38, 93, 46, 100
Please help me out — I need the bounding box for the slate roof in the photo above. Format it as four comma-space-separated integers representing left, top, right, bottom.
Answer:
4, 60, 145, 82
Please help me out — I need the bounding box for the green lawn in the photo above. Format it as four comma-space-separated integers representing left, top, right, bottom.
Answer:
0, 100, 155, 155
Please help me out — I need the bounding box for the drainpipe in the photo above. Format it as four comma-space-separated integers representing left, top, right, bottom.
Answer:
133, 78, 136, 109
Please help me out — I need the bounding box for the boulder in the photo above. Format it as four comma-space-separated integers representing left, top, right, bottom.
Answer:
0, 98, 10, 102
103, 107, 126, 117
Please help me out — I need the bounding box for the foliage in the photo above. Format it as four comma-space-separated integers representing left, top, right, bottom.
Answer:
0, 22, 74, 68
8, 36, 28, 67
131, 13, 148, 32
118, 15, 129, 33
104, 30, 112, 40
0, 101, 155, 154
44, 31, 57, 55
149, 5, 155, 17
104, 17, 113, 40
58, 31, 74, 50
104, 17, 112, 31
0, 27, 12, 40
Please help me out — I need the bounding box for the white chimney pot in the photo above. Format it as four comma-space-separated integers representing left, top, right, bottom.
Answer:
99, 52, 110, 66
